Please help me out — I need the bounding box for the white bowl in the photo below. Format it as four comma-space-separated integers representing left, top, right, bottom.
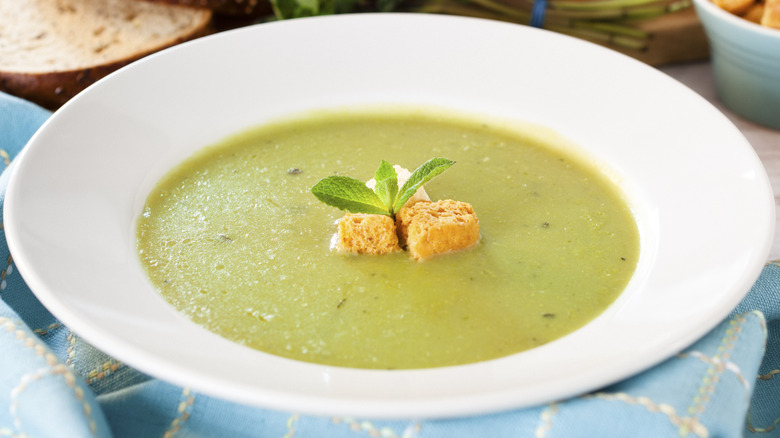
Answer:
4, 13, 774, 418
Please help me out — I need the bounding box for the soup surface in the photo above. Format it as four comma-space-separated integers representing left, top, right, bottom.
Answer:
137, 108, 640, 369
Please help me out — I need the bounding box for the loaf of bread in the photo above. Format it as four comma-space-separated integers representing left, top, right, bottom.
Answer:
0, 0, 212, 109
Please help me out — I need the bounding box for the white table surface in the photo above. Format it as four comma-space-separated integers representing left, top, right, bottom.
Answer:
659, 61, 780, 260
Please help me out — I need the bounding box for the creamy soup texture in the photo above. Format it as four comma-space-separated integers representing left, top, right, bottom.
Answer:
136, 108, 640, 369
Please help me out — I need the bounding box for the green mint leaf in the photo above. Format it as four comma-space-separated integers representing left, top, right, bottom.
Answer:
373, 160, 398, 213
311, 176, 390, 215
374, 160, 397, 183
394, 157, 455, 211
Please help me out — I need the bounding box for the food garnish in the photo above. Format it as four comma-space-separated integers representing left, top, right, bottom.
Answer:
311, 157, 454, 217
312, 158, 480, 259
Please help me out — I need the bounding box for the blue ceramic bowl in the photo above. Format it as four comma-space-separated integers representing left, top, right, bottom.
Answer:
692, 0, 780, 130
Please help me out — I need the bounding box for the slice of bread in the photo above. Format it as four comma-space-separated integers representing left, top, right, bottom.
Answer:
0, 0, 212, 109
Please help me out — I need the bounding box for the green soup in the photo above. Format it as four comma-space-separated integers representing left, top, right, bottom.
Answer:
136, 108, 639, 369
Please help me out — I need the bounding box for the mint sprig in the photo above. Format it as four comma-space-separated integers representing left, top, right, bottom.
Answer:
311, 158, 454, 216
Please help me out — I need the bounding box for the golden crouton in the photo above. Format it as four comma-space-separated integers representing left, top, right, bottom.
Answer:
337, 213, 401, 255
714, 0, 754, 15
763, 0, 780, 28
397, 200, 480, 260
742, 2, 765, 23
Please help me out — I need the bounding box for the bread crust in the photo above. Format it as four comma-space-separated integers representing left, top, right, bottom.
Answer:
0, 32, 210, 109
0, 0, 212, 109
